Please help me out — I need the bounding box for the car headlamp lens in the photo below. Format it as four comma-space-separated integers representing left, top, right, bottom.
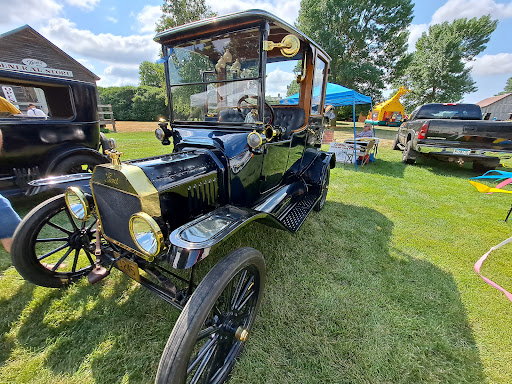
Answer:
155, 127, 165, 141
64, 187, 90, 221
247, 131, 263, 149
129, 212, 163, 257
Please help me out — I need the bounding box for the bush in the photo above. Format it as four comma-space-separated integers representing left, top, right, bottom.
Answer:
98, 86, 137, 121
98, 86, 168, 121
132, 86, 167, 121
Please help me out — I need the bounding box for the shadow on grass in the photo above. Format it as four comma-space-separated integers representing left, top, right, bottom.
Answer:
231, 201, 486, 383
1, 201, 485, 383
336, 158, 407, 179
0, 281, 35, 365
412, 155, 483, 179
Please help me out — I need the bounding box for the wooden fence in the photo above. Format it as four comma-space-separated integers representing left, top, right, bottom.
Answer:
98, 104, 116, 132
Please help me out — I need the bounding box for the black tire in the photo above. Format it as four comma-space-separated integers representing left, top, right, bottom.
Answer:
392, 134, 400, 150
11, 194, 97, 288
155, 247, 266, 384
402, 140, 417, 164
52, 154, 105, 175
314, 167, 330, 212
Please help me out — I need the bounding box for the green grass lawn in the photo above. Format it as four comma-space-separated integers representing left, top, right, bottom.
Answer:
1, 130, 512, 383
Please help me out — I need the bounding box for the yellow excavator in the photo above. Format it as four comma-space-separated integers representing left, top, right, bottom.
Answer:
366, 86, 409, 127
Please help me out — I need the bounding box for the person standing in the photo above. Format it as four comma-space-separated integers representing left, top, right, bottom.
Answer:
0, 129, 22, 252
26, 103, 47, 119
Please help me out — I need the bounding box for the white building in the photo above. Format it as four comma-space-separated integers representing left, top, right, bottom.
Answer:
476, 93, 512, 121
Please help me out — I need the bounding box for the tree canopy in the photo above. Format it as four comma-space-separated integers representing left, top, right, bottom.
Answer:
296, 0, 414, 100
399, 16, 497, 108
139, 61, 165, 88
497, 76, 512, 95
156, 0, 216, 32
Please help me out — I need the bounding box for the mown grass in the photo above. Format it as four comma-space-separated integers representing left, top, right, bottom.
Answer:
1, 128, 512, 383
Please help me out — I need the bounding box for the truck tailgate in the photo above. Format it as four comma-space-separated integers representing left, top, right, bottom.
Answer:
422, 119, 512, 151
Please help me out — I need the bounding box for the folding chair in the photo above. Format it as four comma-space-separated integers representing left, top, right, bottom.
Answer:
358, 139, 375, 166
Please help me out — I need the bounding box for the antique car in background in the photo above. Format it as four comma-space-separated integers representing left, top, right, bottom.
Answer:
0, 70, 110, 197
11, 10, 335, 383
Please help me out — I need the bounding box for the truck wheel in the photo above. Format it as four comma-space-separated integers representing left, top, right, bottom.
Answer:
392, 134, 400, 150
52, 154, 105, 175
11, 194, 97, 288
155, 247, 266, 384
402, 140, 417, 165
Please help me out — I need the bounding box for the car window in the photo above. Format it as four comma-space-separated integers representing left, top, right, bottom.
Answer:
311, 56, 327, 115
167, 28, 261, 122
265, 57, 303, 106
0, 83, 74, 120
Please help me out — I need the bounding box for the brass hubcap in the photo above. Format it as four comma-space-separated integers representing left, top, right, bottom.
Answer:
235, 326, 249, 342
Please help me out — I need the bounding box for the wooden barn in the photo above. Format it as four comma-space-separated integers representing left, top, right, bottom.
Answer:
476, 93, 512, 121
0, 25, 100, 114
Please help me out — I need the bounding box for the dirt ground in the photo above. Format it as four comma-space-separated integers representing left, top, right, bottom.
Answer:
110, 121, 159, 133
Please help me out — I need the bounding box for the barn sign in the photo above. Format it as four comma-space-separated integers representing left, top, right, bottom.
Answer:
0, 61, 73, 77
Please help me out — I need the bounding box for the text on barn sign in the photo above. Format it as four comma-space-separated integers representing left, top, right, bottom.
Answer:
0, 61, 73, 77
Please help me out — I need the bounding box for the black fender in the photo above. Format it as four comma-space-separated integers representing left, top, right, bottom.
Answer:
26, 173, 92, 196
167, 205, 278, 269
303, 151, 335, 187
45, 146, 109, 174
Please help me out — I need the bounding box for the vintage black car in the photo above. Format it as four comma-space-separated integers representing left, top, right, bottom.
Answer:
0, 70, 109, 197
11, 10, 335, 383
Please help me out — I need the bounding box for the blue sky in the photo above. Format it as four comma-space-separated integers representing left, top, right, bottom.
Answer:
1, 0, 511, 103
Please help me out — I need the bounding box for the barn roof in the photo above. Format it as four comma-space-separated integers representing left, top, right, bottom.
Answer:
476, 93, 512, 108
0, 25, 100, 82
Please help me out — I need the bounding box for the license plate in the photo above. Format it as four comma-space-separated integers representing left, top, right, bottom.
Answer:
117, 258, 141, 282
453, 148, 470, 155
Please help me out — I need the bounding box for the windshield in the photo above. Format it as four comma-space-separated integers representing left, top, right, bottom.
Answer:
416, 104, 482, 120
167, 28, 261, 123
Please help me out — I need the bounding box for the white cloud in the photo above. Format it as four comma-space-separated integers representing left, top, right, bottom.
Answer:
97, 64, 141, 87
40, 18, 160, 65
471, 53, 512, 76
266, 67, 295, 97
0, 0, 62, 30
407, 23, 428, 52
136, 5, 162, 33
107, 17, 118, 24
76, 58, 95, 71
207, 0, 300, 25
407, 1, 512, 51
432, 0, 512, 24
65, 0, 100, 11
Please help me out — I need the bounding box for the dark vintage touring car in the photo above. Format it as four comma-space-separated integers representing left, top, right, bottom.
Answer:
11, 10, 335, 383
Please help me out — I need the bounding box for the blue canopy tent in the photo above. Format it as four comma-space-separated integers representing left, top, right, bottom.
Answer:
281, 82, 373, 170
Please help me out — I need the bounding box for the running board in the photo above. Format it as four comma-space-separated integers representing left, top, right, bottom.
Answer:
278, 192, 319, 232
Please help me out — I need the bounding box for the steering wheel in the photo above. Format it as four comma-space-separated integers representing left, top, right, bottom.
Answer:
237, 95, 274, 125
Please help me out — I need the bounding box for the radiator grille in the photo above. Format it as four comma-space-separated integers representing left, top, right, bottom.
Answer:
92, 183, 142, 251
187, 177, 218, 215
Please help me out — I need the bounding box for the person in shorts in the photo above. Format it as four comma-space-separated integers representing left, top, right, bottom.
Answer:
0, 193, 21, 252
0, 129, 22, 252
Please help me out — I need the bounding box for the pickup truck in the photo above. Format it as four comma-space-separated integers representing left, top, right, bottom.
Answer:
393, 103, 512, 170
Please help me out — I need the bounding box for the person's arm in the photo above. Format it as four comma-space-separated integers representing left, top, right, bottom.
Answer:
0, 128, 3, 151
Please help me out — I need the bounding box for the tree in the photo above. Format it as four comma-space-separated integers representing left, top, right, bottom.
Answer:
296, 0, 414, 100
139, 61, 165, 88
156, 0, 216, 32
98, 86, 137, 121
139, 23, 165, 101
497, 76, 512, 95
399, 16, 497, 108
132, 86, 168, 121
